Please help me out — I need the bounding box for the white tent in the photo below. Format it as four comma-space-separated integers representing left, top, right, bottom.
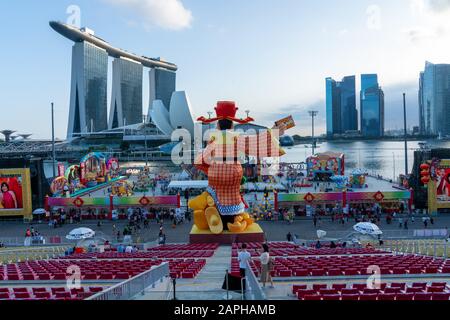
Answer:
353, 222, 382, 235
66, 227, 95, 240
168, 180, 208, 190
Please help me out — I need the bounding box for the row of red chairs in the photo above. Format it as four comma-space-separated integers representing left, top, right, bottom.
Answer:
0, 258, 207, 281
0, 286, 104, 300
230, 254, 449, 277
231, 248, 387, 257
294, 282, 449, 301
59, 250, 215, 259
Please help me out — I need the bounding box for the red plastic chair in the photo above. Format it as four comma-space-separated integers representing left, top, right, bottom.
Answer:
341, 294, 359, 301
396, 293, 414, 300
414, 293, 432, 301
378, 293, 396, 301
303, 294, 321, 301
432, 293, 450, 301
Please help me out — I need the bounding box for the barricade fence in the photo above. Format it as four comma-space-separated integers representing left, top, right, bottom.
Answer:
86, 262, 170, 300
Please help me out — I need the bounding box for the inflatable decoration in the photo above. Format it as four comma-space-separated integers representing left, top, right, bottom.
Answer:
350, 169, 368, 188
188, 101, 285, 234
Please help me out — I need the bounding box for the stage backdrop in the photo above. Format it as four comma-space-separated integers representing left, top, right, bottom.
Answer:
0, 168, 32, 219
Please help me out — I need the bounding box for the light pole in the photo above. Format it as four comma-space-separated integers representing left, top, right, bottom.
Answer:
403, 93, 409, 175
393, 152, 396, 182
308, 111, 318, 155
51, 102, 56, 178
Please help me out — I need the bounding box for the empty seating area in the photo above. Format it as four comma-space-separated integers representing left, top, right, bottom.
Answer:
0, 258, 207, 281
231, 254, 449, 278
59, 243, 219, 260
293, 282, 450, 301
231, 242, 387, 257
0, 286, 104, 301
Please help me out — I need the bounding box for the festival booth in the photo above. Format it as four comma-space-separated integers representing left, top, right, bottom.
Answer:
46, 194, 180, 220
275, 152, 411, 216
421, 159, 450, 214
306, 152, 344, 181
50, 153, 124, 198
275, 189, 412, 216
47, 153, 180, 220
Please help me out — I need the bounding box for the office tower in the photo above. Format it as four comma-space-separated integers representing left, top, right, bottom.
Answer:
149, 68, 176, 113
109, 58, 143, 129
360, 74, 384, 137
67, 41, 108, 138
419, 61, 450, 136
326, 76, 357, 136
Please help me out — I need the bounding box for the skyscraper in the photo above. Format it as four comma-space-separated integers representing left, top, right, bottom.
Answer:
326, 76, 357, 136
149, 68, 176, 112
67, 41, 108, 138
418, 61, 450, 136
109, 58, 143, 129
418, 72, 425, 134
360, 74, 384, 137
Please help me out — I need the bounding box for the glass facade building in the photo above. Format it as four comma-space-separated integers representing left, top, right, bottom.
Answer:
360, 74, 384, 137
149, 68, 176, 112
109, 58, 143, 129
418, 61, 450, 136
326, 76, 357, 136
68, 41, 108, 137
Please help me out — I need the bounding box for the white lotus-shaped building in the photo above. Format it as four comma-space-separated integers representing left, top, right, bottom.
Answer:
148, 91, 195, 136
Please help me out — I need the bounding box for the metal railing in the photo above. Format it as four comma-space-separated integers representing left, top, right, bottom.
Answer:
321, 228, 449, 241
86, 262, 170, 300
244, 262, 266, 300
380, 239, 449, 258
0, 236, 71, 247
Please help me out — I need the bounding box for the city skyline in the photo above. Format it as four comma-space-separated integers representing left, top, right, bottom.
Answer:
2, 0, 450, 139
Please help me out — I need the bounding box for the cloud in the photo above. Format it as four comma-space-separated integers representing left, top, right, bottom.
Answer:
405, 0, 450, 42
426, 0, 450, 12
103, 0, 193, 30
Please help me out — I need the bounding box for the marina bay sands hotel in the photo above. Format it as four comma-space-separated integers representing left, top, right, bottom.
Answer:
50, 21, 179, 139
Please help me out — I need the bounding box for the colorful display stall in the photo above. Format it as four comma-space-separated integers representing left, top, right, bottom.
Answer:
276, 190, 411, 210
349, 169, 368, 188
421, 159, 450, 214
50, 153, 123, 197
306, 152, 345, 180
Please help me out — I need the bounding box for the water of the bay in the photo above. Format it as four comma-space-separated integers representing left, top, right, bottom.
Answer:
282, 140, 450, 180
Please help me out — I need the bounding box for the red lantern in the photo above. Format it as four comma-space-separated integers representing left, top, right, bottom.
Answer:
420, 163, 430, 170
420, 170, 430, 176
421, 176, 430, 184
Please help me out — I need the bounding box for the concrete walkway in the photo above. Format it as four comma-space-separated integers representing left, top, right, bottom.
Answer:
171, 245, 242, 300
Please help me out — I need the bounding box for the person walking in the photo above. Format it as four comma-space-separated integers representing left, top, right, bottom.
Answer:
259, 243, 274, 288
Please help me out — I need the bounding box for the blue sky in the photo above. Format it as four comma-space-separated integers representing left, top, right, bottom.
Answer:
1, 0, 450, 139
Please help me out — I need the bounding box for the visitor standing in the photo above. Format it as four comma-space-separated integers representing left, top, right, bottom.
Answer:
238, 244, 251, 291
259, 243, 274, 288
286, 232, 293, 242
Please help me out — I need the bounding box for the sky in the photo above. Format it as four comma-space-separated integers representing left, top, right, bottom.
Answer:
1, 0, 450, 139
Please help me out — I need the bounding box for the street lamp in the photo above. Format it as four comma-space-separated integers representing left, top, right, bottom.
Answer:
403, 93, 409, 175
308, 111, 318, 155
51, 102, 56, 178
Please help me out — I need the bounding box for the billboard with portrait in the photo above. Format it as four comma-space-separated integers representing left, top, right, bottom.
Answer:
436, 166, 450, 202
0, 168, 32, 218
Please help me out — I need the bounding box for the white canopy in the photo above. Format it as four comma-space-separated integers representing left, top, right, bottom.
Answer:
66, 227, 95, 240
353, 222, 382, 235
168, 180, 208, 190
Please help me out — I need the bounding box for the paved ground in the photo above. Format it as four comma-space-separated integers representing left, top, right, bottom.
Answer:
1, 214, 450, 244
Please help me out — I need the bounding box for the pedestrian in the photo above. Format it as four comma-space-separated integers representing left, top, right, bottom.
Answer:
286, 232, 292, 242
238, 244, 251, 291
404, 219, 408, 230
259, 243, 274, 288
313, 215, 317, 228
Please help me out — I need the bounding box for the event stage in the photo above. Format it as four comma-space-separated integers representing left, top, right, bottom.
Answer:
189, 224, 265, 244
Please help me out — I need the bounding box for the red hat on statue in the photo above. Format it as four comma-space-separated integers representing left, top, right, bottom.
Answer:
197, 101, 254, 124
